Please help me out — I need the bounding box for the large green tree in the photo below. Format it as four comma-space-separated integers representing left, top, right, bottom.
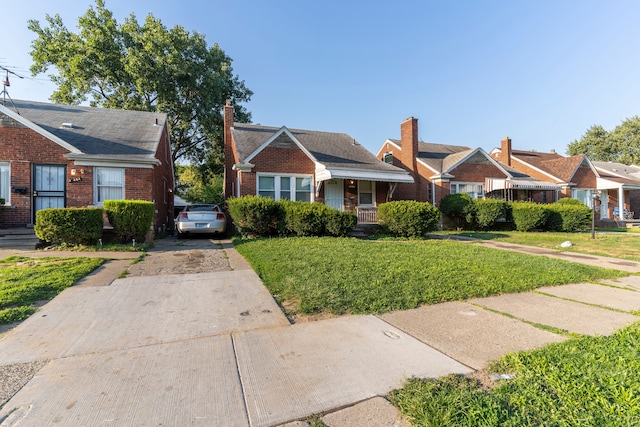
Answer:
568, 117, 640, 164
28, 0, 251, 168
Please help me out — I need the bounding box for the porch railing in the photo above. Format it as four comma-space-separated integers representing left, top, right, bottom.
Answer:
356, 207, 377, 224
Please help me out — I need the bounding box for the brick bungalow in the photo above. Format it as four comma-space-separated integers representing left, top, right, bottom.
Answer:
223, 103, 413, 222
490, 137, 598, 206
0, 100, 174, 234
375, 117, 554, 205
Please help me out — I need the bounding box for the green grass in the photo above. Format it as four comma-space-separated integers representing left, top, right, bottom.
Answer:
389, 321, 640, 426
442, 230, 640, 262
233, 237, 626, 316
0, 256, 106, 324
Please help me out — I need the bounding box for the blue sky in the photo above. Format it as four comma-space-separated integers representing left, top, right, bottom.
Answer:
4, 1, 640, 158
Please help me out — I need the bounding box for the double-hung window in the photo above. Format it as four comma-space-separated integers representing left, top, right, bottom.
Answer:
450, 182, 484, 200
94, 167, 124, 204
0, 162, 9, 205
358, 180, 374, 206
257, 174, 312, 202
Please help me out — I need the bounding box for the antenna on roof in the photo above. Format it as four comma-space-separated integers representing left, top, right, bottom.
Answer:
0, 65, 24, 112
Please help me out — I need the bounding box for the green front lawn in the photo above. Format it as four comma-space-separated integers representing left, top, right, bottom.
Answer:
390, 321, 640, 426
0, 256, 106, 324
234, 237, 626, 316
445, 230, 640, 262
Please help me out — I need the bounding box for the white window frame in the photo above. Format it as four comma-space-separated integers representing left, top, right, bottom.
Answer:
256, 173, 314, 202
94, 167, 125, 205
357, 180, 375, 206
450, 182, 484, 200
0, 162, 10, 205
572, 189, 593, 208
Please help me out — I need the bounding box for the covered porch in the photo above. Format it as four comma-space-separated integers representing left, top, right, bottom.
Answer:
484, 178, 563, 203
596, 177, 640, 222
315, 166, 413, 224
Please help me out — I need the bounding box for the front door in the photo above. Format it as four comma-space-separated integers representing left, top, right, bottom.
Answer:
33, 164, 66, 222
324, 179, 344, 211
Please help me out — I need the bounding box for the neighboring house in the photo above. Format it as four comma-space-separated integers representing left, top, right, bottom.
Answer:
376, 117, 555, 205
0, 100, 174, 234
222, 103, 413, 223
592, 161, 640, 221
490, 137, 598, 206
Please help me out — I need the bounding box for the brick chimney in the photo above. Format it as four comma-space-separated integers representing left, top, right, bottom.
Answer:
401, 117, 419, 172
400, 117, 421, 200
501, 136, 512, 166
223, 101, 234, 199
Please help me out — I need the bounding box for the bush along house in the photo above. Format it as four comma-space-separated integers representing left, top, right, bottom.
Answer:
222, 102, 413, 223
0, 100, 174, 235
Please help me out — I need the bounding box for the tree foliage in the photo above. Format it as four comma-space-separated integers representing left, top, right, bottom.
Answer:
175, 165, 224, 204
568, 117, 640, 164
28, 0, 252, 166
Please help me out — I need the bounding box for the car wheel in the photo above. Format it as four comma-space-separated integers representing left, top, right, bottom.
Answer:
177, 231, 185, 239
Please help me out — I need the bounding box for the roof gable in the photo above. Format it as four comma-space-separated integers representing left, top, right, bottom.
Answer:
233, 123, 407, 174
243, 126, 316, 164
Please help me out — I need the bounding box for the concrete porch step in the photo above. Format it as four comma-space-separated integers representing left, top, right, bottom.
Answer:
0, 228, 40, 249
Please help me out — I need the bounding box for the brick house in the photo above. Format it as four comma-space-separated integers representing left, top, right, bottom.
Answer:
223, 103, 413, 222
592, 161, 640, 221
0, 100, 174, 234
375, 117, 553, 205
490, 137, 598, 206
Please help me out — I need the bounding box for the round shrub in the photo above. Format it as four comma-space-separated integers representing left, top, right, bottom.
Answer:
546, 201, 592, 232
511, 201, 550, 231
226, 196, 284, 237
104, 200, 155, 243
35, 207, 104, 245
378, 201, 440, 238
439, 193, 476, 229
326, 210, 357, 237
284, 202, 332, 236
555, 197, 585, 205
474, 199, 508, 230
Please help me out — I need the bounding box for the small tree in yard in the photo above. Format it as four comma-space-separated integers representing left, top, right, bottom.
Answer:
439, 193, 476, 229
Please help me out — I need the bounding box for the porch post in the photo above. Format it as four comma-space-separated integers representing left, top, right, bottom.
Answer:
618, 187, 625, 220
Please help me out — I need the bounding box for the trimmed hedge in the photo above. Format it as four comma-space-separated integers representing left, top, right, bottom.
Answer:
227, 196, 284, 237
474, 199, 509, 230
546, 200, 592, 232
378, 200, 440, 238
35, 207, 104, 245
326, 209, 358, 237
104, 200, 154, 243
511, 201, 550, 231
439, 193, 475, 229
227, 196, 357, 238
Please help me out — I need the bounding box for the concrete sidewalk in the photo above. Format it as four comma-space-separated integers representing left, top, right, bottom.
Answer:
1, 238, 640, 426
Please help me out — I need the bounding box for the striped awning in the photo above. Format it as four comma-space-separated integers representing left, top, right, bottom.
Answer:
485, 178, 562, 192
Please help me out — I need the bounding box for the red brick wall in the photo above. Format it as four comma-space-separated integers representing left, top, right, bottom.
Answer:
571, 163, 597, 189
238, 145, 315, 197
449, 153, 507, 182
0, 117, 174, 232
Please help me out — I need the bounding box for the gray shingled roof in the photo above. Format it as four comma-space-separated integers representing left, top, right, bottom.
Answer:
391, 139, 474, 173
8, 100, 167, 162
232, 123, 406, 173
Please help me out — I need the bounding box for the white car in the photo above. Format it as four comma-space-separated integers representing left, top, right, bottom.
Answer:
176, 204, 227, 238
